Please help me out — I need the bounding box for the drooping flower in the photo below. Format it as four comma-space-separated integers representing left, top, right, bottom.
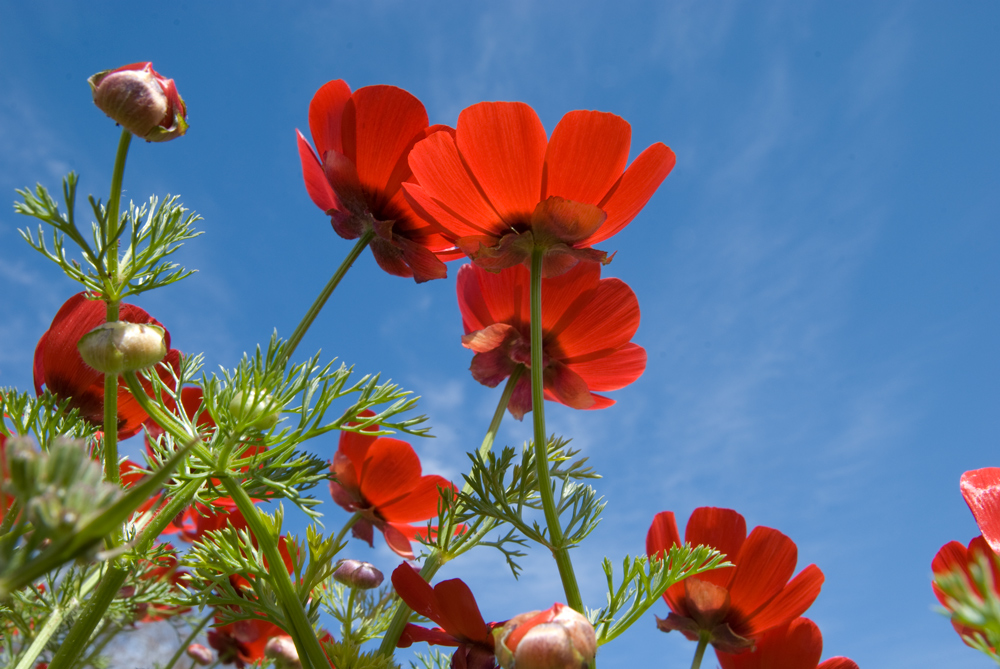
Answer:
208, 616, 287, 668
961, 468, 1000, 553
404, 101, 675, 276
457, 260, 646, 420
88, 62, 188, 142
646, 507, 824, 653
392, 563, 501, 669
330, 416, 456, 559
297, 80, 460, 282
932, 535, 1000, 651
34, 293, 181, 440
716, 618, 858, 669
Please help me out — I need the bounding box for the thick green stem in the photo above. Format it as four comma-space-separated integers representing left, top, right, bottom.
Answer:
376, 372, 519, 655
105, 128, 132, 284
528, 247, 584, 612
102, 300, 121, 491
690, 633, 709, 669
220, 477, 329, 669
162, 609, 214, 669
283, 229, 374, 363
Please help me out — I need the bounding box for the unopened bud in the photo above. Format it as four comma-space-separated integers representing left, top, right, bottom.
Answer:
88, 62, 188, 142
186, 643, 213, 666
77, 321, 166, 374
228, 390, 281, 430
333, 558, 384, 590
264, 635, 301, 669
494, 603, 597, 669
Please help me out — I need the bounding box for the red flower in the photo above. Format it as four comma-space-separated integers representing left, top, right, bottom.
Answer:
457, 260, 646, 420
932, 535, 1000, 650
208, 616, 286, 668
297, 80, 460, 282
33, 293, 181, 440
646, 508, 825, 653
330, 416, 456, 559
961, 468, 1000, 553
392, 563, 501, 669
404, 101, 675, 276
716, 618, 858, 669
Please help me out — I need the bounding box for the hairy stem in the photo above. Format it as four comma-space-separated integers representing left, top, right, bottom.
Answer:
529, 246, 583, 612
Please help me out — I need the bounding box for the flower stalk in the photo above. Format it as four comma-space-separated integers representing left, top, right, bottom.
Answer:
690, 633, 709, 669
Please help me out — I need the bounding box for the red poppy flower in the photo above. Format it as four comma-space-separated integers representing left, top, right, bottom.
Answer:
392, 563, 501, 669
33, 293, 181, 440
89, 62, 188, 142
330, 417, 456, 559
932, 535, 1000, 651
961, 468, 1000, 554
457, 260, 646, 420
716, 618, 858, 669
297, 79, 460, 282
208, 616, 286, 668
646, 508, 825, 653
404, 101, 675, 276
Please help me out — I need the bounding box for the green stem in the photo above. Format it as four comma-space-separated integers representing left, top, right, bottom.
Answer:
0, 500, 20, 536
105, 128, 132, 286
690, 633, 709, 669
46, 478, 203, 669
122, 371, 216, 468
220, 477, 329, 669
333, 512, 361, 547
102, 300, 121, 490
376, 372, 520, 656
12, 567, 101, 669
283, 229, 374, 362
343, 587, 357, 641
162, 609, 214, 669
528, 246, 583, 612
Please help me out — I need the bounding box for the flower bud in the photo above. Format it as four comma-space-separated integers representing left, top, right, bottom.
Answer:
333, 559, 384, 590
494, 603, 596, 669
228, 390, 281, 430
77, 321, 167, 374
88, 62, 188, 142
264, 635, 301, 669
186, 643, 213, 666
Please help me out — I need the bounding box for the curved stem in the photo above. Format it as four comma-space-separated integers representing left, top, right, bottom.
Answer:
163, 609, 214, 669
333, 512, 361, 547
690, 633, 709, 669
528, 246, 583, 612
122, 371, 216, 468
283, 230, 374, 363
343, 587, 357, 641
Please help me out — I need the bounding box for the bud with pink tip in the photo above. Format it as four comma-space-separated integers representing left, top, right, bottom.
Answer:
185, 644, 213, 666
264, 635, 301, 669
333, 558, 384, 590
494, 603, 597, 669
88, 62, 188, 142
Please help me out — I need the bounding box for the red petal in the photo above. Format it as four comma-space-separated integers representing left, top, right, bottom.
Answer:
536, 260, 601, 337
549, 276, 640, 359
434, 579, 489, 643
530, 197, 607, 246
543, 110, 631, 206
381, 523, 416, 559
33, 330, 48, 395
586, 143, 676, 245
740, 564, 824, 636
681, 507, 746, 590
296, 130, 340, 213
506, 375, 533, 421
819, 659, 860, 669
392, 563, 442, 623
342, 85, 429, 210
308, 79, 352, 158
567, 343, 646, 392
716, 618, 822, 669
456, 263, 530, 334
725, 527, 798, 630
544, 360, 595, 410
961, 468, 1000, 553
395, 235, 449, 283
358, 437, 421, 507
370, 236, 415, 279
339, 429, 378, 472
398, 624, 460, 648
463, 323, 519, 354
646, 511, 689, 616
380, 475, 455, 523
932, 540, 970, 578
455, 102, 547, 226
469, 348, 518, 388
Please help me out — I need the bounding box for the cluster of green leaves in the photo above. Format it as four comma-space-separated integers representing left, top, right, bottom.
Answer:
934, 553, 1000, 664
16, 174, 201, 300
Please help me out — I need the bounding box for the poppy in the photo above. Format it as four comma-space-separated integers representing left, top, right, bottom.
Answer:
932, 535, 1000, 651
646, 507, 824, 653
961, 468, 1000, 553
457, 260, 646, 420
716, 618, 858, 669
208, 616, 286, 668
33, 293, 181, 440
404, 101, 675, 276
330, 417, 456, 559
392, 563, 501, 669
297, 80, 460, 282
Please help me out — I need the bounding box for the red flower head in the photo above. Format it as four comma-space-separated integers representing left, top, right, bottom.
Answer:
297, 79, 460, 282
404, 101, 675, 276
457, 260, 646, 420
716, 618, 858, 669
961, 468, 1000, 553
932, 535, 1000, 650
33, 293, 181, 440
208, 616, 286, 668
392, 563, 501, 669
88, 62, 188, 142
646, 508, 825, 653
330, 415, 456, 559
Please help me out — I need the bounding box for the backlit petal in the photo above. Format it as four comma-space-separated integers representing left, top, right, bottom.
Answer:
379, 475, 455, 523
739, 564, 824, 636
296, 130, 339, 213
683, 507, 746, 590
716, 618, 822, 669
567, 343, 646, 391
647, 511, 689, 616
308, 79, 352, 157
435, 579, 489, 644
358, 437, 421, 507
961, 468, 1000, 553
543, 110, 631, 206
392, 563, 442, 624
726, 527, 798, 629
549, 277, 640, 359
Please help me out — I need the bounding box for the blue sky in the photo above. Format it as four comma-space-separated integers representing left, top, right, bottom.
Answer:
1, 1, 998, 667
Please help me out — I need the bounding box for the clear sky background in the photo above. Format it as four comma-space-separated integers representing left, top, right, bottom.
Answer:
1, 2, 998, 667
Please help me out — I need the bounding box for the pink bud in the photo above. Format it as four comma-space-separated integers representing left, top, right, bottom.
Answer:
494, 603, 597, 669
185, 644, 213, 666
264, 635, 301, 669
88, 62, 188, 142
333, 558, 384, 590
